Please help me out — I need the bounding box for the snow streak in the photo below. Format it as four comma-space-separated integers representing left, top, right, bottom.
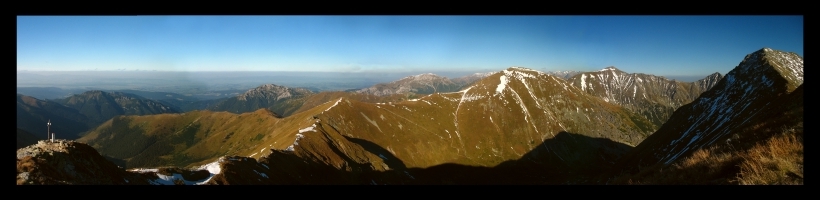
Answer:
323, 98, 343, 113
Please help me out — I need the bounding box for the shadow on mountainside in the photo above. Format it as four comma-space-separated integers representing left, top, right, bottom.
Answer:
403, 131, 633, 184
344, 136, 407, 170
19, 131, 634, 185
210, 131, 633, 185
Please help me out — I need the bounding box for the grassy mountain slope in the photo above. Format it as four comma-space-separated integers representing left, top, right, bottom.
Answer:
290, 91, 410, 115
80, 67, 654, 178
78, 109, 285, 168
327, 67, 651, 168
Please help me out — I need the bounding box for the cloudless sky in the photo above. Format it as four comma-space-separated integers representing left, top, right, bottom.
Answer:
17, 16, 803, 76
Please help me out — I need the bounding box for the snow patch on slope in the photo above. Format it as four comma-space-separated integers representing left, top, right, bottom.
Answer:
254, 170, 269, 178
580, 74, 587, 91
324, 98, 343, 112
299, 124, 317, 133
496, 75, 508, 95
285, 124, 311, 152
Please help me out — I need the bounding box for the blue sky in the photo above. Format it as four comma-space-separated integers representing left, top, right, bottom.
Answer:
17, 16, 802, 76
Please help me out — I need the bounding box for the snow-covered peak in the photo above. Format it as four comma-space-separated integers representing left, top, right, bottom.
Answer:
734, 47, 803, 88
414, 73, 438, 77
599, 66, 622, 72
495, 68, 540, 96
470, 71, 496, 78
508, 66, 542, 73
761, 48, 803, 86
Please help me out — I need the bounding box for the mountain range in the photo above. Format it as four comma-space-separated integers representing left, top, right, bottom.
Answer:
16, 90, 180, 142
16, 48, 802, 185
75, 66, 658, 172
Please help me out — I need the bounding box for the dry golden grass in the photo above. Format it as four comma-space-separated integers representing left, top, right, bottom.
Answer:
610, 147, 738, 185
610, 122, 802, 185
736, 126, 803, 185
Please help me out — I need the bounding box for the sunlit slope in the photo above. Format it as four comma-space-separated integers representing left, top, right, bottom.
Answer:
291, 67, 654, 169
77, 97, 356, 169
290, 91, 410, 115
80, 67, 654, 171
205, 84, 411, 117
78, 109, 282, 168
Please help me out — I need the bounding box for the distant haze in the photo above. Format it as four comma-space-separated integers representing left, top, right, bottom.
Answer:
16, 70, 497, 93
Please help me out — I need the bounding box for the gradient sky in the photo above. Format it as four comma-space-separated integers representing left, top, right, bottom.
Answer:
17, 16, 803, 76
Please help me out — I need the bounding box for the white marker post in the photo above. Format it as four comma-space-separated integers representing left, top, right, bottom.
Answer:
51, 133, 54, 143
47, 120, 51, 141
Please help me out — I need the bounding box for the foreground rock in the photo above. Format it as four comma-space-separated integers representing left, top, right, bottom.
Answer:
16, 140, 154, 185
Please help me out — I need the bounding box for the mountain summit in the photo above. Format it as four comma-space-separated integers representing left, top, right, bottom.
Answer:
17, 140, 154, 185
236, 84, 313, 102
208, 84, 313, 116
599, 66, 624, 72
356, 73, 461, 96
613, 47, 803, 179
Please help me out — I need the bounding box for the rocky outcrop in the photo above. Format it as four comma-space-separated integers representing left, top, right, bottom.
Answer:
16, 140, 153, 185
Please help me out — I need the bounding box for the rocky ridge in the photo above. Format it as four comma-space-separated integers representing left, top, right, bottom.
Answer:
568, 66, 722, 127
55, 90, 180, 124
614, 47, 803, 172
208, 84, 313, 116
357, 73, 461, 96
